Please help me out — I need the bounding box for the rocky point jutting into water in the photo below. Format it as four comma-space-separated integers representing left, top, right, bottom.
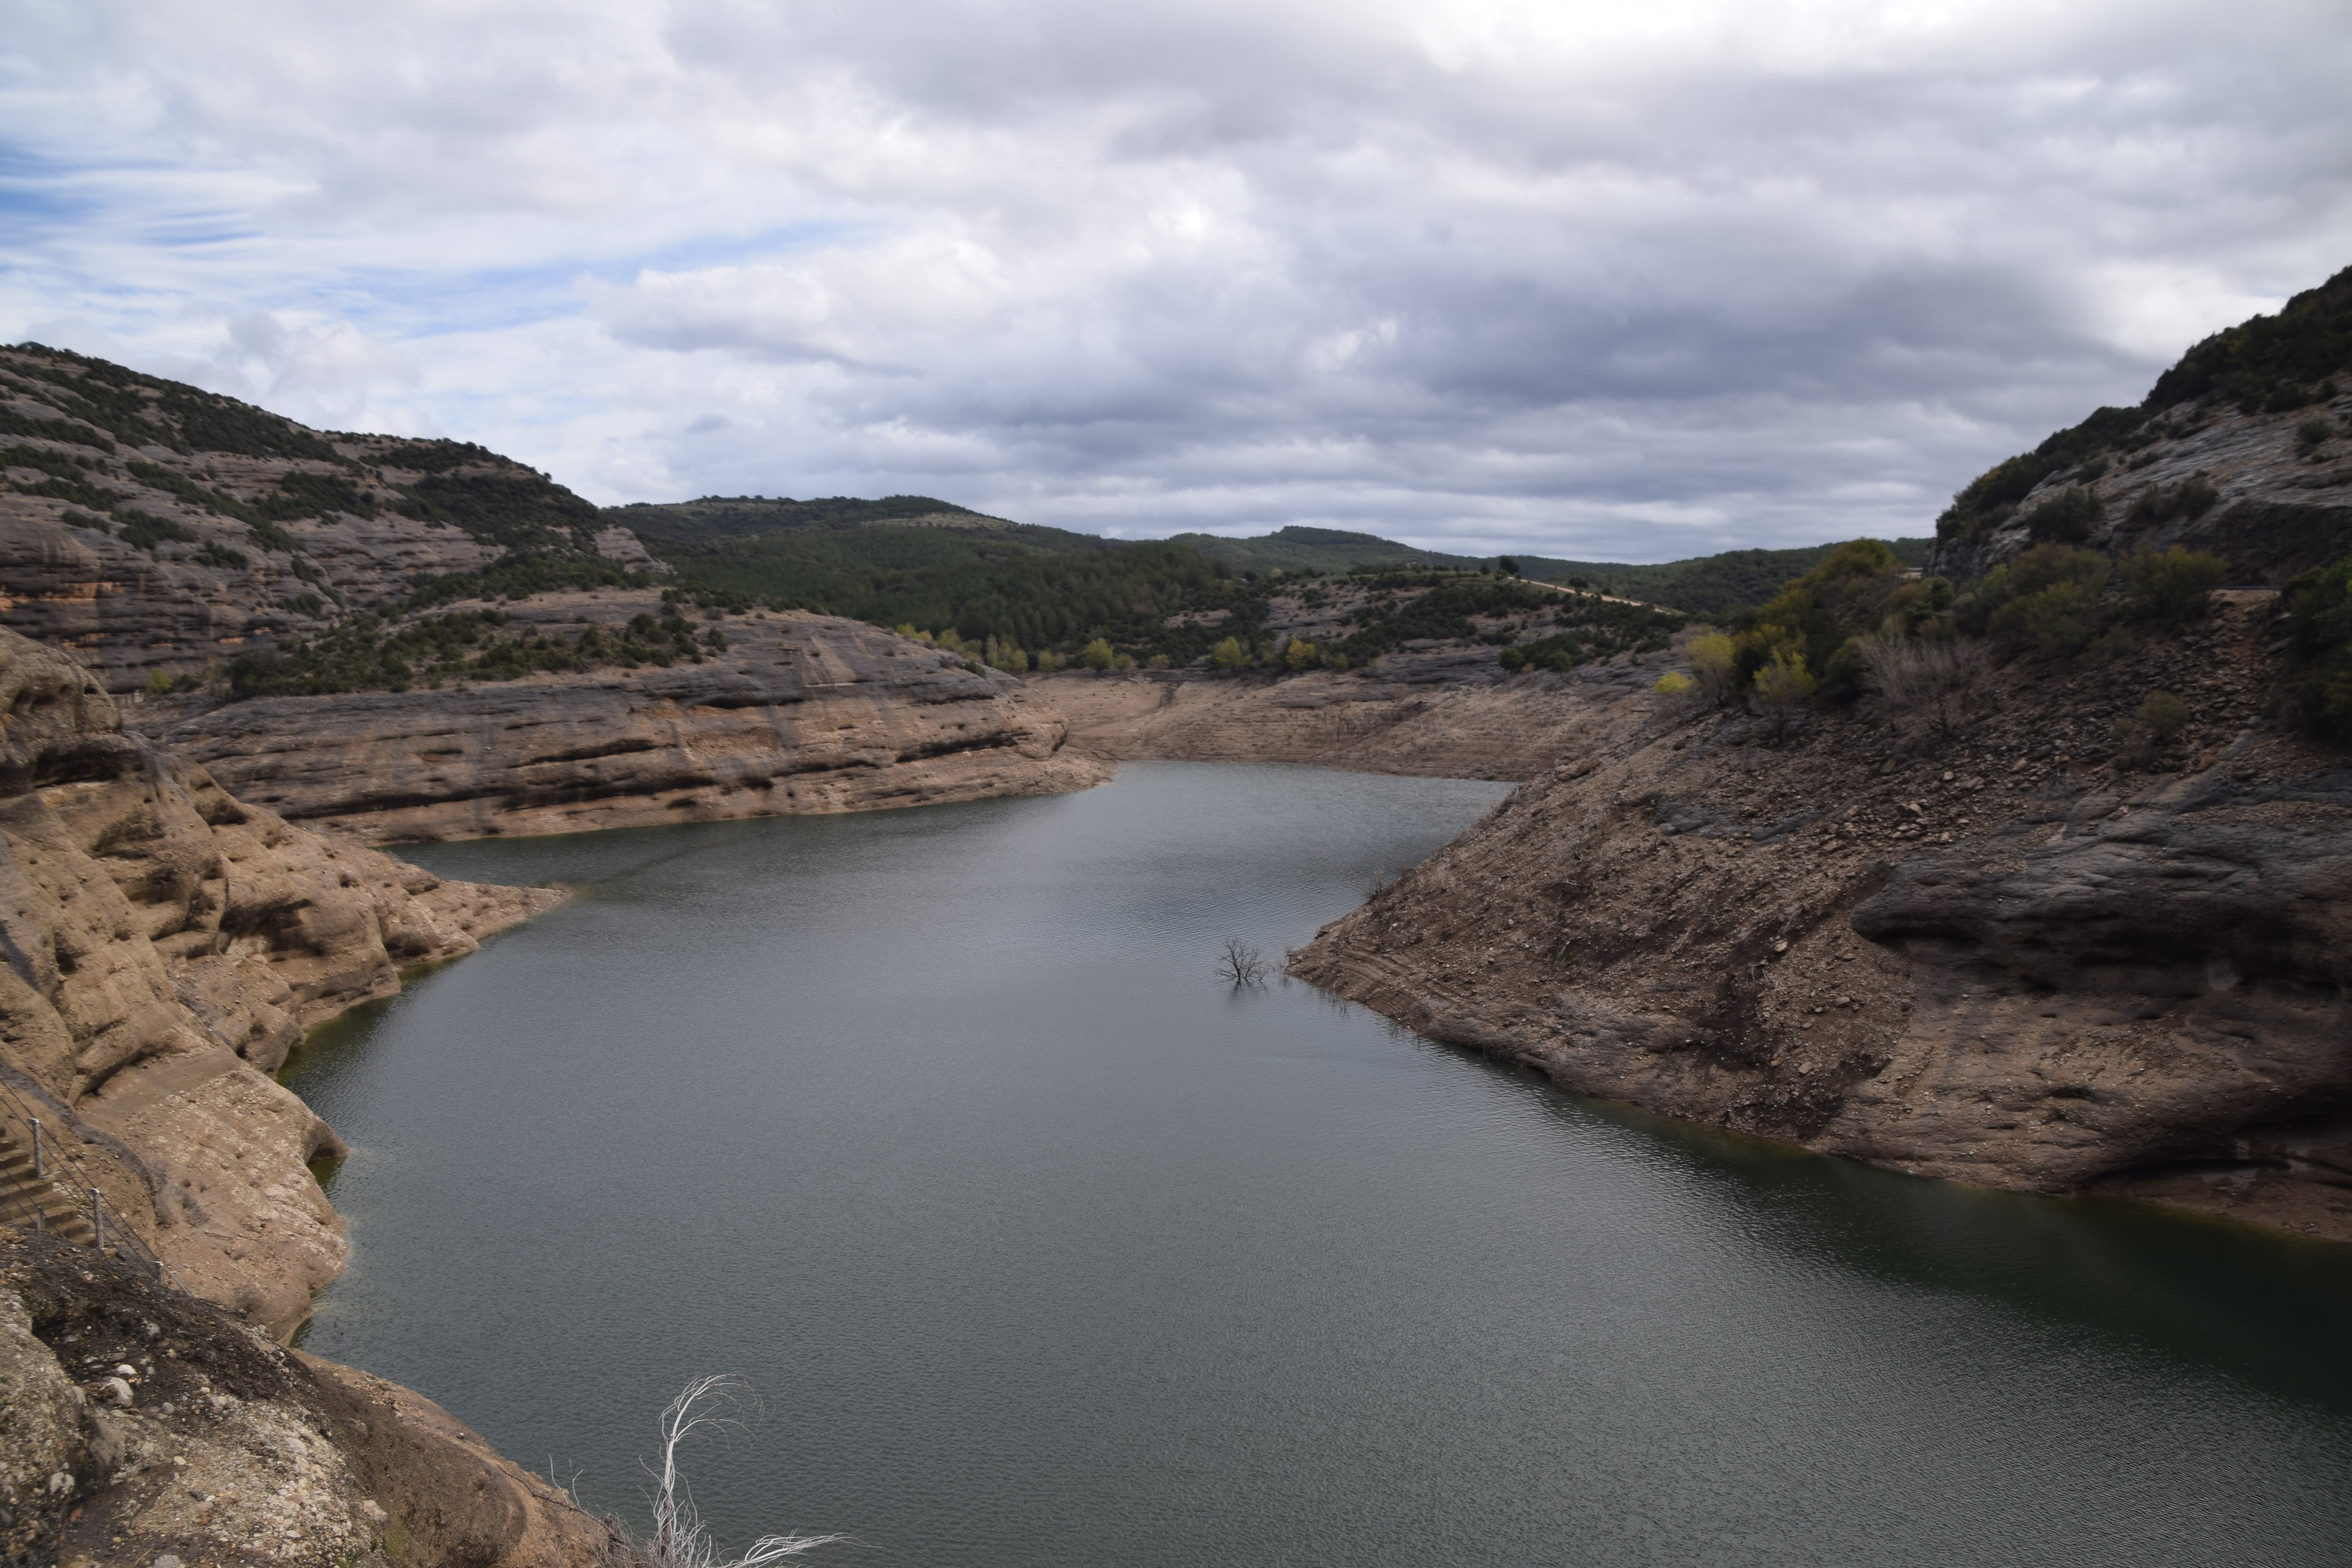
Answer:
141, 596, 1106, 842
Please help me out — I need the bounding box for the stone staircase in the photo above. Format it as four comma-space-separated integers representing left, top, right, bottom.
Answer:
0, 1116, 100, 1245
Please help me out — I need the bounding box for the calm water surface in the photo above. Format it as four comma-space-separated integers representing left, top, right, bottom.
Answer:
285, 762, 2352, 1567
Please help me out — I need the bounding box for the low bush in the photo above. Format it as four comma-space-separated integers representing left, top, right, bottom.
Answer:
2112, 689, 2195, 765
1751, 650, 1816, 735
2119, 545, 2227, 625
1961, 544, 2111, 657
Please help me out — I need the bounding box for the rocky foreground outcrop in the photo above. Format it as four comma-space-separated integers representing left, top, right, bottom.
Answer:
1292, 595, 2352, 1242
0, 626, 558, 1335
139, 591, 1109, 841
2, 1233, 643, 1568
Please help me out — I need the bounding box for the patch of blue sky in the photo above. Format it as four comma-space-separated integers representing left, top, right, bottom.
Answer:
135, 212, 264, 250
317, 217, 870, 342
0, 146, 108, 232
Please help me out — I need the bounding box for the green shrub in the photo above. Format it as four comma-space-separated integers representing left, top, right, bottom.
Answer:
1988, 577, 2104, 657
1751, 650, 1816, 733
1961, 543, 2111, 654
2021, 486, 2102, 544
1284, 637, 1318, 670
1082, 636, 1117, 671
116, 510, 199, 552
2119, 545, 2226, 625
1208, 635, 1247, 671
1737, 538, 1907, 703
2298, 416, 2336, 454
2126, 476, 2219, 525
2280, 556, 2352, 740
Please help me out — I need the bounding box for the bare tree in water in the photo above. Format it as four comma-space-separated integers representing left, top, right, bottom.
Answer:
644, 1377, 845, 1567
1217, 938, 1268, 987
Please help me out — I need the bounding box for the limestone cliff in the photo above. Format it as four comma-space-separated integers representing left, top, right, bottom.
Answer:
0, 626, 638, 1565
139, 590, 1109, 842
1291, 593, 2352, 1242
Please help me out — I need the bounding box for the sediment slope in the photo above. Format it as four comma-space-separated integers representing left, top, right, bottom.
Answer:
142, 591, 1109, 841
1292, 593, 2352, 1241
1039, 654, 1670, 781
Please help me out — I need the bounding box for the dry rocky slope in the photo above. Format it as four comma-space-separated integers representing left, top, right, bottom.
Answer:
1296, 372, 2352, 1243
0, 626, 637, 1566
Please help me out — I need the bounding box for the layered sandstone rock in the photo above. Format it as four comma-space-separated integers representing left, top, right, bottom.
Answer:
141, 592, 1110, 842
0, 626, 558, 1337
1291, 596, 2352, 1242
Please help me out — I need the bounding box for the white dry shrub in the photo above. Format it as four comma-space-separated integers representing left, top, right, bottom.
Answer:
644, 1377, 845, 1568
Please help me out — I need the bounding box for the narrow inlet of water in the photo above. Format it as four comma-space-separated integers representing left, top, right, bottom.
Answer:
283, 762, 2352, 1568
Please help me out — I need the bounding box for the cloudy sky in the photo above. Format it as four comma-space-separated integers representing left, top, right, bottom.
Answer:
4, 1, 2348, 559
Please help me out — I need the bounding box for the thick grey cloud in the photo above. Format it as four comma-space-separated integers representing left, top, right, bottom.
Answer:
3, 0, 2348, 557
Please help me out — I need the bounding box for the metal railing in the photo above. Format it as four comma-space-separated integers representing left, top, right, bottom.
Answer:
0, 1071, 177, 1289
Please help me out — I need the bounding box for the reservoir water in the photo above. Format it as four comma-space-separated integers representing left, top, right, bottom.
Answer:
285, 762, 2352, 1567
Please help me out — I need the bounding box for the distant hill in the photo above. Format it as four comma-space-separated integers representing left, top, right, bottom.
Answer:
612, 493, 1120, 552
1166, 525, 1476, 573
623, 507, 1932, 621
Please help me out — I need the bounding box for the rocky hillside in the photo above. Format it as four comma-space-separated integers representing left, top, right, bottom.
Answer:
1932, 266, 2352, 584
1039, 653, 1672, 780
0, 345, 1107, 840
1293, 591, 2352, 1241
0, 343, 663, 695
1293, 271, 2352, 1245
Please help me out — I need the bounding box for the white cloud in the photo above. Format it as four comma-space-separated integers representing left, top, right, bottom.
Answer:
2, 0, 2348, 558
